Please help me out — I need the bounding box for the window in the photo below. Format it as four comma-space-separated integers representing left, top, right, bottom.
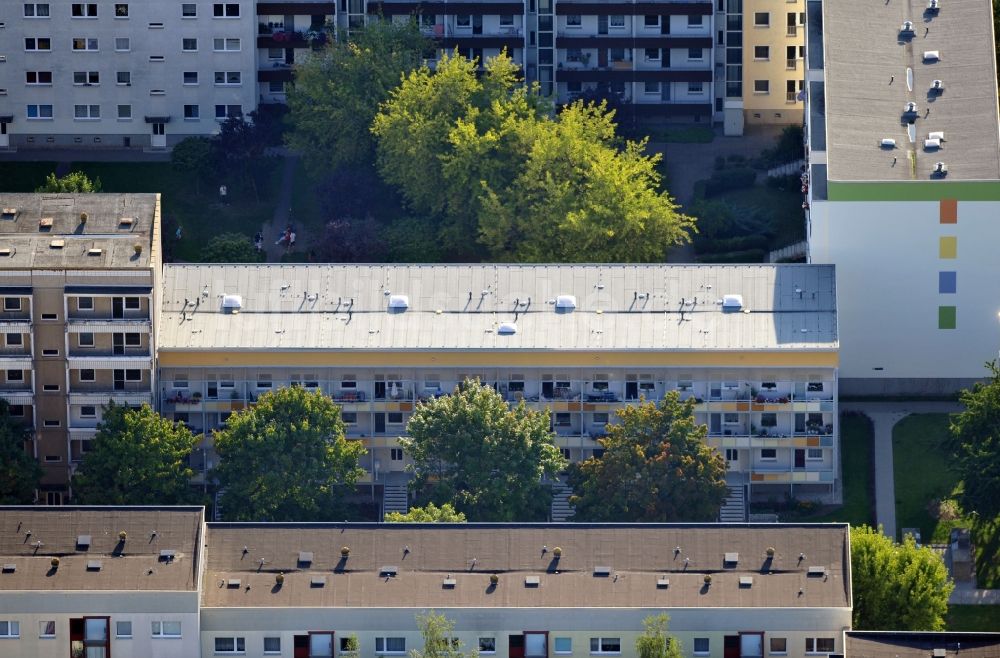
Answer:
44, 419, 60, 427
761, 412, 777, 427
754, 79, 770, 94
73, 37, 99, 50
644, 15, 659, 27
387, 412, 404, 425
24, 3, 50, 17
116, 621, 132, 638
117, 104, 131, 120
760, 448, 777, 460
479, 638, 497, 654
500, 14, 514, 26
590, 638, 621, 655
688, 47, 704, 60
2, 299, 21, 312
566, 14, 581, 27
74, 104, 101, 119
25, 38, 52, 51
555, 412, 571, 426
456, 15, 471, 27
181, 70, 199, 84
268, 47, 282, 59
72, 3, 98, 17
124, 333, 141, 347
126, 369, 141, 382
42, 313, 58, 320
609, 15, 625, 27
687, 14, 703, 26
215, 637, 246, 654
754, 45, 769, 59
43, 384, 60, 391
214, 71, 242, 85
376, 637, 406, 654
116, 71, 131, 85
26, 71, 53, 85
42, 349, 59, 356
73, 71, 100, 85
754, 12, 770, 26
182, 37, 198, 51
593, 412, 610, 424
81, 406, 97, 418
256, 375, 272, 389
5, 333, 22, 346
694, 639, 710, 655
342, 412, 357, 424
151, 621, 182, 638
269, 81, 285, 93
687, 82, 704, 93
644, 48, 660, 61
213, 37, 241, 51
805, 639, 834, 654
264, 637, 281, 654
115, 37, 130, 51
806, 448, 823, 460
0, 621, 20, 638
80, 369, 95, 381
7, 370, 23, 382
39, 621, 56, 638
555, 638, 572, 654
184, 104, 200, 119
213, 3, 240, 17
115, 3, 128, 17
182, 3, 197, 17
215, 104, 242, 119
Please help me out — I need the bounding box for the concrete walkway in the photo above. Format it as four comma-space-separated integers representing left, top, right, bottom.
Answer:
260, 154, 301, 262
950, 579, 1000, 604
0, 148, 171, 162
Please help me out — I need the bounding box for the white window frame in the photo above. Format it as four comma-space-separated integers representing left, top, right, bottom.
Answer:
769, 638, 786, 655
214, 636, 247, 654
116, 621, 132, 639
7, 369, 23, 382
479, 638, 497, 654
375, 637, 407, 654
264, 637, 281, 654
118, 104, 132, 120
26, 71, 53, 86
566, 14, 582, 27
213, 37, 241, 51
72, 37, 99, 51
806, 448, 823, 461
590, 638, 621, 655
73, 71, 100, 85
456, 15, 471, 28
81, 405, 97, 418
5, 333, 22, 346
687, 14, 704, 27
0, 621, 21, 638
71, 3, 98, 18
687, 82, 704, 94
24, 37, 52, 51
25, 104, 54, 120
73, 104, 100, 120
554, 638, 572, 655
80, 369, 96, 382
115, 37, 131, 52
184, 104, 200, 120
38, 621, 56, 638
213, 3, 240, 18
116, 71, 131, 85
151, 621, 182, 639
754, 79, 770, 94
688, 47, 704, 61
24, 3, 51, 18
805, 639, 834, 655
182, 3, 197, 17
182, 37, 198, 51
754, 45, 770, 60
115, 3, 129, 18
760, 448, 777, 460
643, 81, 660, 95
754, 11, 770, 27
693, 638, 710, 656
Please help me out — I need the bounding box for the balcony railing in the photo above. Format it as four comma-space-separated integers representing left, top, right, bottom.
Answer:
786, 58, 796, 70
786, 25, 797, 36
787, 91, 798, 102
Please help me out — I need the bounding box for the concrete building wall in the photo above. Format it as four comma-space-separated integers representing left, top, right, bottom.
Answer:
741, 0, 804, 125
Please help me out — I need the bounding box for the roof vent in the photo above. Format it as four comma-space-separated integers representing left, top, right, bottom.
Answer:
932, 650, 947, 658
158, 549, 176, 562
50, 239, 65, 249
380, 566, 399, 577
119, 217, 134, 227
923, 50, 940, 62
927, 0, 940, 12
86, 560, 102, 571
1, 208, 17, 220
555, 295, 577, 310
39, 217, 53, 229
904, 102, 918, 114
297, 551, 313, 566
593, 566, 612, 577
933, 162, 948, 177
928, 131, 945, 141
924, 138, 941, 150
739, 576, 754, 587
930, 79, 944, 92
880, 138, 896, 148
87, 247, 103, 256
722, 295, 743, 311
656, 576, 669, 588
2, 563, 16, 573
0, 247, 14, 257
524, 576, 540, 587
76, 535, 92, 550
724, 552, 739, 566
498, 322, 517, 335
807, 566, 827, 577
442, 577, 457, 588
227, 578, 241, 588
900, 21, 914, 33
388, 294, 409, 311
311, 576, 326, 587
221, 294, 242, 313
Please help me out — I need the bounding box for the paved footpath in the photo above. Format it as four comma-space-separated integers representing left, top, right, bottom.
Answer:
260, 154, 300, 262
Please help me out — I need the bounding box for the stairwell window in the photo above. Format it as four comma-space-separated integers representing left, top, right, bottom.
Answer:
769, 638, 787, 655
609, 15, 625, 28
566, 15, 581, 27
687, 14, 703, 27
754, 12, 770, 26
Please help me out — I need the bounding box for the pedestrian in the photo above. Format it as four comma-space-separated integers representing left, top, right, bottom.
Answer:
289, 231, 297, 248
175, 226, 182, 240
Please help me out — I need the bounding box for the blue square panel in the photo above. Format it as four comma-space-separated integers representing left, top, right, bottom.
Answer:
939, 271, 957, 294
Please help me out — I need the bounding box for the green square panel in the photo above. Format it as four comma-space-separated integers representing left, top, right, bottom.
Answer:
938, 306, 957, 330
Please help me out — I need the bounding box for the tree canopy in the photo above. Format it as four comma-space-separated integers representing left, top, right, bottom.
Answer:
200, 232, 264, 263
384, 502, 466, 523
949, 361, 1000, 520
212, 386, 365, 521
850, 525, 953, 630
636, 614, 683, 658
71, 402, 201, 505
0, 400, 41, 504
171, 137, 216, 195
286, 19, 429, 175
410, 612, 476, 658
567, 392, 728, 521
372, 50, 693, 262
401, 380, 566, 521
36, 171, 101, 193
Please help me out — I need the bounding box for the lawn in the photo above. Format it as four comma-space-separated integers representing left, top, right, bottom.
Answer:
0, 160, 280, 263
715, 183, 805, 251
946, 605, 1000, 631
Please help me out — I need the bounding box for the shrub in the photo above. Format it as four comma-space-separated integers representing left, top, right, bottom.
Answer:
697, 249, 767, 263
703, 168, 756, 197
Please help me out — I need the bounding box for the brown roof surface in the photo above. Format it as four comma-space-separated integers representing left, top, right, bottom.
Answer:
202, 523, 850, 609
0, 507, 203, 591
847, 633, 1000, 658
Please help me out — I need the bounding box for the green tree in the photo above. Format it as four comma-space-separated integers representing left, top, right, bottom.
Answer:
636, 615, 683, 658
402, 380, 566, 521
411, 612, 476, 658
850, 525, 953, 630
71, 402, 200, 505
170, 137, 216, 195
216, 112, 277, 202
287, 19, 428, 175
949, 361, 1000, 520
200, 232, 263, 263
384, 502, 466, 523
0, 400, 41, 504
567, 392, 727, 522
213, 386, 365, 521
36, 171, 102, 193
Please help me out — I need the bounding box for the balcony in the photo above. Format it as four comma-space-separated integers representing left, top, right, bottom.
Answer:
257, 31, 310, 48
370, 1, 526, 16
257, 2, 336, 13
67, 319, 152, 333
786, 58, 797, 70
786, 25, 797, 37
558, 66, 712, 83
0, 390, 34, 406
557, 34, 713, 49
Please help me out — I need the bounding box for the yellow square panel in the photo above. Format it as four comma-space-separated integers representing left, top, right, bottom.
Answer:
939, 236, 957, 259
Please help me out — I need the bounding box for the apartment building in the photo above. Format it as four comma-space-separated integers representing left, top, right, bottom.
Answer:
0, 193, 161, 503
843, 632, 1000, 658
0, 0, 258, 149
0, 506, 856, 658
803, 0, 1000, 393
719, 0, 804, 135
156, 263, 839, 514
0, 506, 204, 658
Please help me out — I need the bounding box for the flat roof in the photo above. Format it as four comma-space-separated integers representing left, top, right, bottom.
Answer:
846, 632, 1000, 658
158, 264, 838, 352
0, 507, 203, 592
202, 523, 851, 609
822, 0, 1000, 182
0, 193, 158, 269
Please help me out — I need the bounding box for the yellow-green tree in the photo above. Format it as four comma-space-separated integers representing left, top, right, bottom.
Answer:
384, 502, 466, 523
636, 615, 683, 658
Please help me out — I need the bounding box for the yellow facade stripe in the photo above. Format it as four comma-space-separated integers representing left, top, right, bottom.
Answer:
156, 350, 838, 368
